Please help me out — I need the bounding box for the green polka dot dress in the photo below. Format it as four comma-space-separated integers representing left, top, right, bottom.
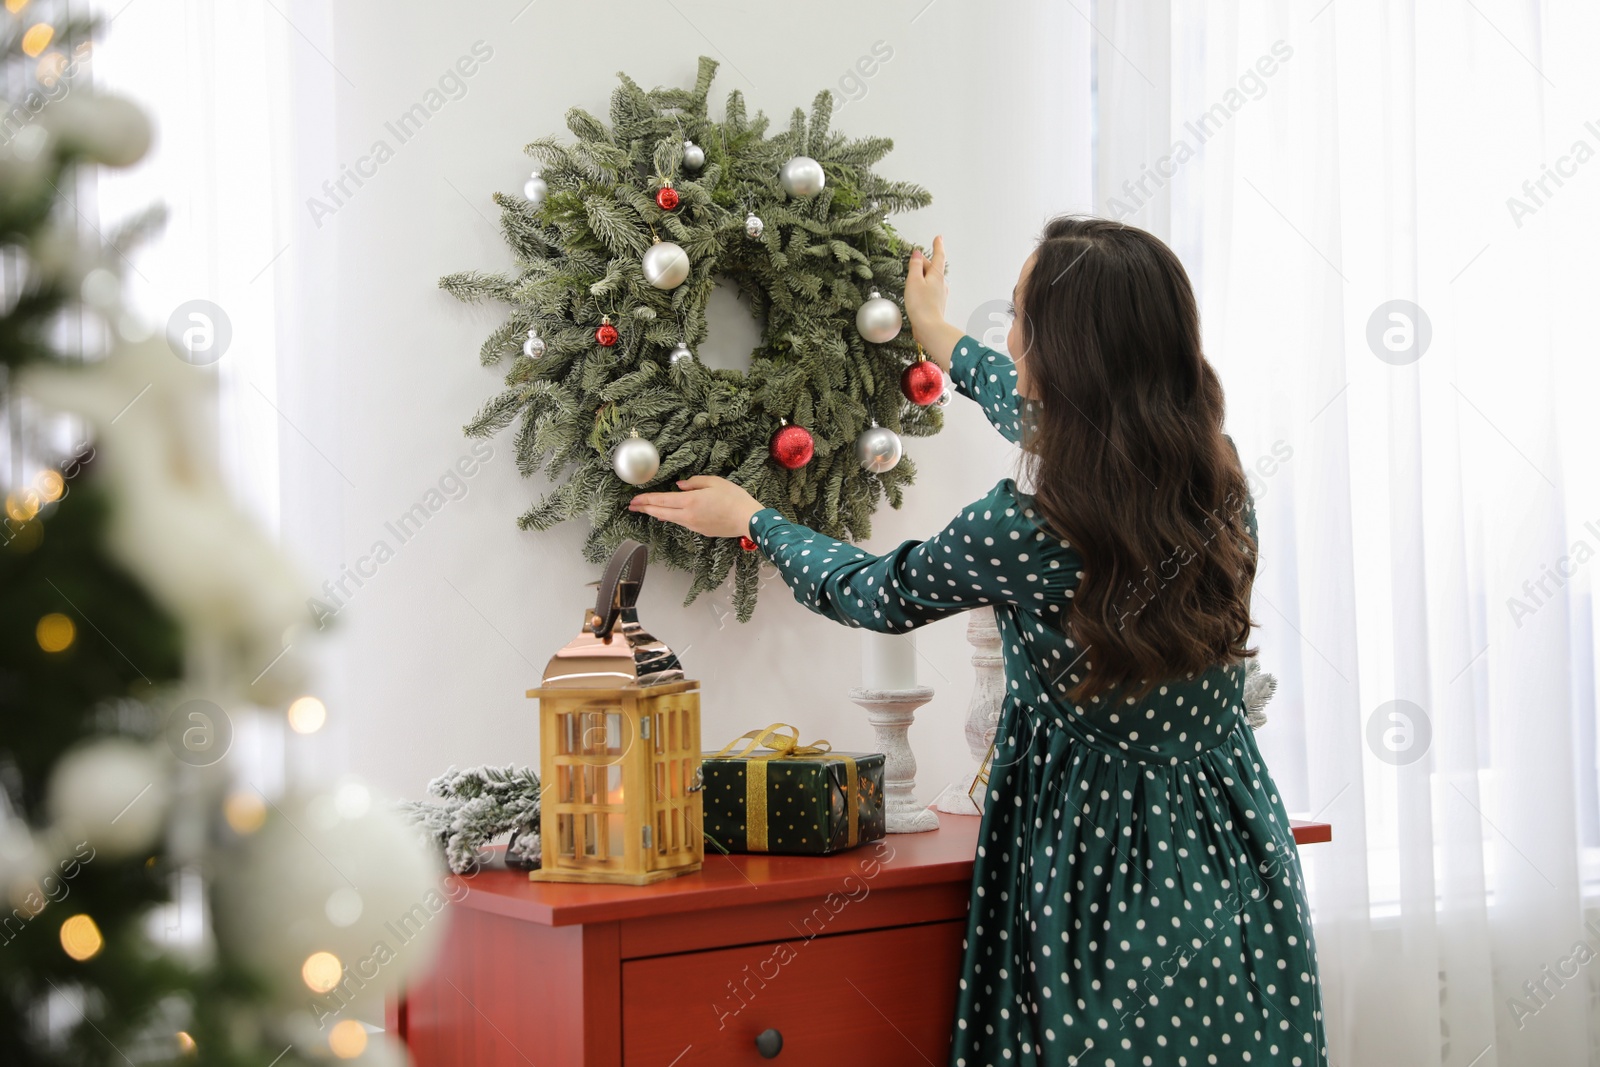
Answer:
746, 335, 1329, 1066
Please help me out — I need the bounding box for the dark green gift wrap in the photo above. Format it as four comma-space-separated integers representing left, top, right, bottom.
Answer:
701, 724, 886, 854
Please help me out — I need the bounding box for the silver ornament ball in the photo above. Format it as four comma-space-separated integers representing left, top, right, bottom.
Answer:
856, 290, 903, 344
779, 155, 826, 197
855, 425, 903, 474
745, 212, 765, 239
935, 379, 955, 407
522, 332, 546, 359
669, 342, 694, 365
522, 171, 547, 207
642, 240, 691, 290
612, 434, 661, 486
682, 139, 705, 170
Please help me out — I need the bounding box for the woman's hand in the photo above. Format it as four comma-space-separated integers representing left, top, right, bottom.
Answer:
905, 235, 962, 371
628, 476, 764, 539
905, 235, 948, 329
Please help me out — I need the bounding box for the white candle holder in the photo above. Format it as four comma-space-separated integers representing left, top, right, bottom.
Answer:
848, 685, 939, 834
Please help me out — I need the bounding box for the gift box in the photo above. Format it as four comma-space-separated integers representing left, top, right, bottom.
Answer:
701, 724, 885, 854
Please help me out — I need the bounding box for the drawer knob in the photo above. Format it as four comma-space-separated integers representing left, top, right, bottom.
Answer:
754, 1028, 783, 1058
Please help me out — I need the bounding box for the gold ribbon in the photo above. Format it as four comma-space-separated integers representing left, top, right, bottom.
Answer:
714, 723, 859, 852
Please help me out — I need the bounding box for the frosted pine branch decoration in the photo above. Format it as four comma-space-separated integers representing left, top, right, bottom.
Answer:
402, 764, 543, 874
1243, 658, 1278, 730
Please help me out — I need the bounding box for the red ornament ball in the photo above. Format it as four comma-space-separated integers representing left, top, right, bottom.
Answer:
655, 186, 680, 211
770, 425, 815, 470
595, 322, 619, 347
901, 359, 945, 406
739, 535, 758, 552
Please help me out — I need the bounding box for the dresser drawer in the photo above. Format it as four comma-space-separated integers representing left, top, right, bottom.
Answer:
622, 920, 963, 1065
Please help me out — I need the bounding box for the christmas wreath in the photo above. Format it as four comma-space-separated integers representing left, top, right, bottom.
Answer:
442, 56, 941, 620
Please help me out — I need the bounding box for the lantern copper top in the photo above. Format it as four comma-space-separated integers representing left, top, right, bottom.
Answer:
539, 540, 684, 688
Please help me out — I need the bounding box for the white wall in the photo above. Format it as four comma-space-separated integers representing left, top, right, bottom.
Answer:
286, 1, 1092, 803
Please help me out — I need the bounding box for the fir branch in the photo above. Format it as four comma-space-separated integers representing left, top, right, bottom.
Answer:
565, 107, 613, 144
464, 387, 526, 437
806, 90, 834, 157
477, 320, 521, 366
441, 270, 514, 304
584, 194, 651, 255
401, 764, 543, 874
691, 55, 719, 103
572, 139, 631, 183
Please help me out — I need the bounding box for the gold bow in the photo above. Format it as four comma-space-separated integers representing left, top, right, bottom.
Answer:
714, 722, 833, 760
714, 723, 857, 852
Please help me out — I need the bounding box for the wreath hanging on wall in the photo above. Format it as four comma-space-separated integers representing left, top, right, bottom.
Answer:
441, 56, 942, 620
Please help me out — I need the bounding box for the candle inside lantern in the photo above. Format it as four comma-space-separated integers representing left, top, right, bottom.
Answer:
862, 631, 918, 691
604, 766, 626, 858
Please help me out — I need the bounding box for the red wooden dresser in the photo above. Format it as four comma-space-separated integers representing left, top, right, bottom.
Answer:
394, 815, 1331, 1067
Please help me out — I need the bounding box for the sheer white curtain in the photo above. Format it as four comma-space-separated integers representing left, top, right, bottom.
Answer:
1096, 0, 1600, 1063
90, 0, 344, 783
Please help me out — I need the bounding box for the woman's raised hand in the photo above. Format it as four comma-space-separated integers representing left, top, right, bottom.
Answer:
905, 235, 961, 371
627, 476, 764, 539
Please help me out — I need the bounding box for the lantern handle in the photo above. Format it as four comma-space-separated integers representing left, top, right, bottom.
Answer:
589, 539, 649, 641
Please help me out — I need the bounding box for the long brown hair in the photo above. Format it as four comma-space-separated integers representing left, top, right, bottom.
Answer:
1016, 216, 1256, 702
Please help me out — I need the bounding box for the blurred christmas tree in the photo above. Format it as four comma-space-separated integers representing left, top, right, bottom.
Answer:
1, 10, 442, 1066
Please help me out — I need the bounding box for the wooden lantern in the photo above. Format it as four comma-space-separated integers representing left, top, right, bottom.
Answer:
527, 541, 703, 886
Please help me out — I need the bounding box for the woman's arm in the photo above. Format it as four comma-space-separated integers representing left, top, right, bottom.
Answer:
628, 478, 1075, 634
949, 335, 1025, 444
747, 481, 1068, 633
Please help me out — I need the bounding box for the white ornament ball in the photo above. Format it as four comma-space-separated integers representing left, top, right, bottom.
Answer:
612, 434, 661, 485
211, 782, 444, 1007
669, 343, 694, 365
522, 332, 546, 359
856, 290, 903, 344
682, 139, 705, 170
779, 155, 826, 197
43, 94, 152, 168
745, 213, 765, 239
855, 426, 903, 474
47, 739, 171, 859
522, 171, 548, 206
936, 378, 955, 407
642, 240, 691, 290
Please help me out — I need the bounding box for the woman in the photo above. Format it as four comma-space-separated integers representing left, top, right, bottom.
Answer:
629, 216, 1327, 1066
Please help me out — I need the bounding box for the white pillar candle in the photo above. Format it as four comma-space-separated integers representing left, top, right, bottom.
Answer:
862, 631, 918, 691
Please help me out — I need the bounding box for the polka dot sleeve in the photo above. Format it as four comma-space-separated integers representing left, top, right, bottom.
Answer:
950, 333, 1024, 443
746, 480, 1077, 633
